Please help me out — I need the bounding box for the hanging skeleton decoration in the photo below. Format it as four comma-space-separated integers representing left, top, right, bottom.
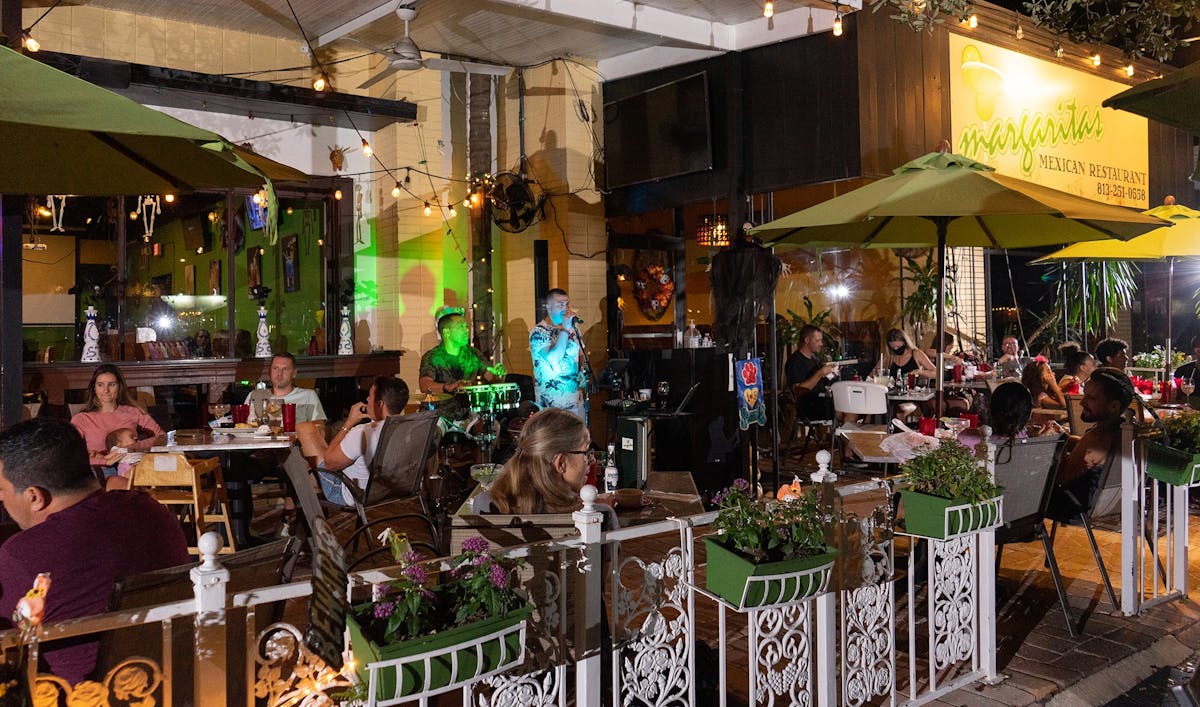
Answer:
135, 195, 161, 242
46, 195, 68, 232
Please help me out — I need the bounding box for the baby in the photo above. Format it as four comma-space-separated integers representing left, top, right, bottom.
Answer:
104, 427, 143, 477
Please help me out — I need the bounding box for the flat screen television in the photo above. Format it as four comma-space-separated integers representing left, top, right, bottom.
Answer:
604, 72, 713, 189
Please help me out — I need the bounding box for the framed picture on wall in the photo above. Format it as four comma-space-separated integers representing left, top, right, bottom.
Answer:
282, 234, 300, 292
209, 259, 221, 295
183, 265, 196, 296
247, 248, 262, 292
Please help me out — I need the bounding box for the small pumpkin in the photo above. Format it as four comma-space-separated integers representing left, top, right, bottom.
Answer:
776, 476, 804, 501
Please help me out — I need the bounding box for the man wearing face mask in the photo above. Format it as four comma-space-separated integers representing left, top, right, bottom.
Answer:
530, 288, 586, 421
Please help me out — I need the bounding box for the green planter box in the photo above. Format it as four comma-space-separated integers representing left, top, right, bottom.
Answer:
899, 490, 1001, 540
1145, 441, 1200, 486
702, 536, 836, 610
348, 603, 532, 700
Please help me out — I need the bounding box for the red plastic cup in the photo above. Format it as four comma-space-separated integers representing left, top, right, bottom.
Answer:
907, 372, 918, 389
232, 404, 250, 424
952, 364, 964, 383
962, 412, 979, 430
281, 403, 296, 432
918, 417, 937, 436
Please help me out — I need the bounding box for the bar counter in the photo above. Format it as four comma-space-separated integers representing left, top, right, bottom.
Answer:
24, 351, 404, 405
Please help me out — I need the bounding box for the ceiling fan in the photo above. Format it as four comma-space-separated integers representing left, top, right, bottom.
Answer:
357, 6, 511, 89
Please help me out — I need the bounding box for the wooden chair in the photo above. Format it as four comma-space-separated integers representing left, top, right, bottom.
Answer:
128, 453, 236, 555
991, 434, 1074, 635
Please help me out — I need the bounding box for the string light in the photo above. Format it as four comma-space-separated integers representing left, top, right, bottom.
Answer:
391, 182, 402, 198
312, 73, 328, 92
163, 194, 175, 203
1091, 53, 1101, 67
361, 139, 372, 157
470, 192, 480, 206
1014, 20, 1024, 40
462, 197, 471, 208
763, 1, 774, 18
1052, 42, 1065, 58
967, 13, 978, 28
833, 10, 843, 36
21, 32, 39, 52
448, 205, 457, 217
1125, 63, 1135, 77
423, 202, 432, 216
334, 189, 343, 200
251, 192, 263, 206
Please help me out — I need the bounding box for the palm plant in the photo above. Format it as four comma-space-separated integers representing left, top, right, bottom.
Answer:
1042, 260, 1138, 340
898, 253, 953, 341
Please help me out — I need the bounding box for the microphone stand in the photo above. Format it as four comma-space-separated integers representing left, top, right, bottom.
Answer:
573, 320, 595, 423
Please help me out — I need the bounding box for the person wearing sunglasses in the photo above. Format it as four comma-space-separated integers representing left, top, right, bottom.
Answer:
484, 408, 602, 516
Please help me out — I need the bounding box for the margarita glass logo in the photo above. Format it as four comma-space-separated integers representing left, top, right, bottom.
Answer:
955, 44, 1105, 175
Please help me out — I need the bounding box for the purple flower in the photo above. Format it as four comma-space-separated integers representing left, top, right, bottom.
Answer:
776, 527, 791, 540
473, 555, 490, 566
712, 490, 727, 505
489, 564, 510, 588
373, 601, 395, 619
402, 550, 423, 565
421, 589, 435, 601
732, 478, 751, 492
401, 564, 428, 584
462, 537, 490, 554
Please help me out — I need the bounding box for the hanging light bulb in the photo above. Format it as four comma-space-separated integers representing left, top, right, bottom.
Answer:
448, 205, 457, 217
391, 182, 402, 198
334, 189, 343, 200
1052, 42, 1065, 58
470, 191, 481, 206
833, 12, 843, 36
763, 1, 774, 18
967, 13, 978, 28
251, 192, 263, 206
164, 194, 175, 204
312, 73, 328, 92
21, 32, 40, 53
1015, 21, 1024, 40
1125, 63, 1135, 77
423, 202, 432, 216
130, 211, 139, 221
1091, 53, 1101, 67
462, 197, 471, 208
361, 139, 372, 157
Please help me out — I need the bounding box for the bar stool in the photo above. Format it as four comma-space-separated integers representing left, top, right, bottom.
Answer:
128, 453, 237, 555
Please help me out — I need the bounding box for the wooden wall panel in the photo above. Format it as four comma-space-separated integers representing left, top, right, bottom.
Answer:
1147, 121, 1196, 208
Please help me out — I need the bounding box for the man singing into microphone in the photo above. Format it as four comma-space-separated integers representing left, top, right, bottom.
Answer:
530, 288, 586, 421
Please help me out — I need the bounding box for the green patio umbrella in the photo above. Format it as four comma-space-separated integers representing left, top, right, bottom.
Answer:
0, 46, 305, 195
750, 150, 1168, 414
1033, 201, 1200, 380
1104, 61, 1200, 136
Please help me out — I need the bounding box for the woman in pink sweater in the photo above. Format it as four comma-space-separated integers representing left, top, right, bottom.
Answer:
70, 364, 165, 490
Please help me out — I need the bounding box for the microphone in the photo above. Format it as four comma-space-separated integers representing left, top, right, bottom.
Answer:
571, 316, 584, 326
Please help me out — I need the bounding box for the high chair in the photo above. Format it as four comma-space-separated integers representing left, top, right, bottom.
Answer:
128, 453, 237, 555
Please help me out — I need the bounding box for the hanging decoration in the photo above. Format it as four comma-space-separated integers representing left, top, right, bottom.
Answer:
135, 195, 161, 243
328, 146, 347, 172
632, 264, 675, 321
696, 215, 730, 248
736, 357, 767, 430
255, 306, 272, 358
46, 195, 67, 233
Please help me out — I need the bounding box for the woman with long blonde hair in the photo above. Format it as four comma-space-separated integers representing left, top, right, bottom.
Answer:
488, 408, 592, 514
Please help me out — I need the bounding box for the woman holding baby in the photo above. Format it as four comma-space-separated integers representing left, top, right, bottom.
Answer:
70, 364, 165, 490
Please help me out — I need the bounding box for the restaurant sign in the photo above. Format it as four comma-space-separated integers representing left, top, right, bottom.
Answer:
948, 34, 1148, 209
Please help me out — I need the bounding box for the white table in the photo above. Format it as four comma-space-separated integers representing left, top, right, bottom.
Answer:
151, 433, 295, 453
887, 389, 935, 402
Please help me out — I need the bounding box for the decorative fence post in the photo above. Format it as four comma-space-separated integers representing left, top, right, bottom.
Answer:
1120, 419, 1140, 615
191, 532, 229, 707
573, 485, 603, 707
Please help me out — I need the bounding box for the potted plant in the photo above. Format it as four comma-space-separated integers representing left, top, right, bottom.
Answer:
703, 478, 837, 610
898, 441, 1002, 539
1146, 410, 1200, 486
346, 535, 532, 700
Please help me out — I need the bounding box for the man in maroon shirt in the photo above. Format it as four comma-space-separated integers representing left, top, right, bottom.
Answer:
0, 419, 190, 684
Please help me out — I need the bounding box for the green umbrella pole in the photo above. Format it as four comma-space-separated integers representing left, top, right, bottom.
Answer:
933, 217, 949, 419
1167, 256, 1175, 383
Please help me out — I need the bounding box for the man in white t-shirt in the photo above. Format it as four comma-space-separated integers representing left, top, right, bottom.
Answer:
245, 352, 328, 423
317, 376, 409, 505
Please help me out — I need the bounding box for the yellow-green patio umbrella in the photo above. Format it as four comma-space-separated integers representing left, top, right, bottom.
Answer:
0, 46, 307, 195
750, 150, 1168, 413
1033, 201, 1200, 378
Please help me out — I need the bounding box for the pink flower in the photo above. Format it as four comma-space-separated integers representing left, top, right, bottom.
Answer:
401, 564, 428, 584
489, 564, 510, 588
462, 537, 490, 554
373, 601, 395, 619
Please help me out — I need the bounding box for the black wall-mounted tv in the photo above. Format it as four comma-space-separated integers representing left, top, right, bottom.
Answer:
603, 72, 713, 190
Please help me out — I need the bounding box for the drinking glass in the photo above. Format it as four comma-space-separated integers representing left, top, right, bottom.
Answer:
1183, 379, 1196, 400
656, 381, 670, 411
210, 403, 231, 426
943, 417, 971, 441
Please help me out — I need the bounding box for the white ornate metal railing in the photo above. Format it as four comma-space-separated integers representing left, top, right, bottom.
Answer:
0, 478, 1020, 707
